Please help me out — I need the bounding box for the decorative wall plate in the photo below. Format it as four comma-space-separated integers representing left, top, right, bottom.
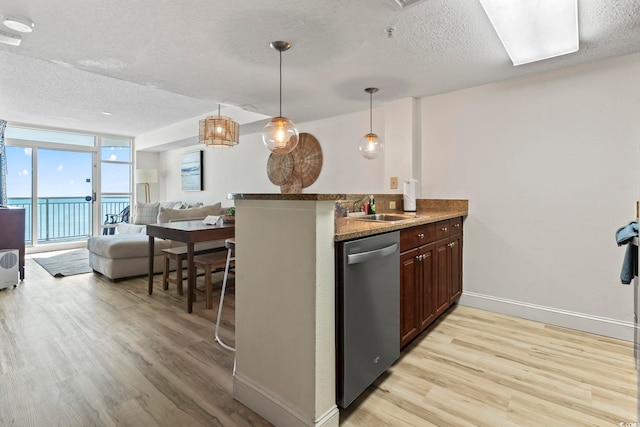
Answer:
267, 152, 294, 185
280, 171, 302, 194
291, 133, 323, 188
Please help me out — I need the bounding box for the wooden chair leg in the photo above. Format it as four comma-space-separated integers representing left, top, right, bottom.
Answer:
163, 253, 170, 290
176, 255, 184, 296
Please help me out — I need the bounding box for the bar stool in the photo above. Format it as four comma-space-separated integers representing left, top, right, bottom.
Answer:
193, 251, 228, 309
162, 243, 227, 295
162, 248, 188, 295
215, 238, 236, 353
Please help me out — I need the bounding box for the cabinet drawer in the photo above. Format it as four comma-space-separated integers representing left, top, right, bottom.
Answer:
434, 220, 451, 240
400, 223, 434, 251
449, 217, 463, 235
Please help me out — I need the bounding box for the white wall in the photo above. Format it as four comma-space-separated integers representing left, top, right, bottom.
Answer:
140, 52, 640, 340
134, 151, 160, 203
155, 106, 388, 205
422, 52, 640, 339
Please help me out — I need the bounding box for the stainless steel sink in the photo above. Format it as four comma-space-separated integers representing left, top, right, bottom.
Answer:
354, 213, 418, 223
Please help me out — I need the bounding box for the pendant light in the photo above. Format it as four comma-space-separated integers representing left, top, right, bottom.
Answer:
358, 87, 384, 159
199, 104, 240, 148
262, 41, 299, 155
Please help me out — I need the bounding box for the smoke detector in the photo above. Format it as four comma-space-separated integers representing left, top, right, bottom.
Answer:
3, 16, 34, 33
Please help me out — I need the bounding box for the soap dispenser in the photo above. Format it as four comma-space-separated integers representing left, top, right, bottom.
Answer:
369, 195, 376, 214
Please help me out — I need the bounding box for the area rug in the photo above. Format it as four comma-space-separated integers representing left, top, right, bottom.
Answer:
32, 249, 92, 277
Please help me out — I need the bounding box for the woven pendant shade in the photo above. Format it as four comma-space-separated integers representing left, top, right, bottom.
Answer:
199, 113, 240, 148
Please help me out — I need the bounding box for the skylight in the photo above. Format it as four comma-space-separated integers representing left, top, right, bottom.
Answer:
479, 0, 579, 66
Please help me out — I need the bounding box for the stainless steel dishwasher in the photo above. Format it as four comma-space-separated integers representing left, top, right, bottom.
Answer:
337, 231, 400, 408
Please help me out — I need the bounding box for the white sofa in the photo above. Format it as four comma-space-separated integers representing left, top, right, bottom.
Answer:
87, 201, 227, 280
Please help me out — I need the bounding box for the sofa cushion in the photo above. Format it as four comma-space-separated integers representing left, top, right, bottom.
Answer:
87, 234, 171, 259
116, 223, 146, 234
132, 202, 160, 225
157, 202, 222, 223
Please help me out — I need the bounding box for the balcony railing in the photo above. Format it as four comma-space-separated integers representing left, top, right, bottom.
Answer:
8, 197, 129, 245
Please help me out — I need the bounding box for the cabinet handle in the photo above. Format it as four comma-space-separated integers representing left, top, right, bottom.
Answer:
442, 227, 448, 232
418, 233, 424, 239
454, 223, 460, 228
448, 242, 455, 248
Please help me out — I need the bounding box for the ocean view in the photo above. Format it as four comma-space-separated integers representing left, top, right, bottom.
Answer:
8, 196, 130, 244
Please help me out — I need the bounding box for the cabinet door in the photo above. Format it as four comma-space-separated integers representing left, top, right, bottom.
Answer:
434, 238, 450, 316
418, 243, 436, 330
449, 234, 463, 302
400, 248, 420, 348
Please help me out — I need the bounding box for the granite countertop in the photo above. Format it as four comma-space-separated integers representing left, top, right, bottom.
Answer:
227, 193, 468, 242
228, 193, 346, 201
335, 209, 467, 241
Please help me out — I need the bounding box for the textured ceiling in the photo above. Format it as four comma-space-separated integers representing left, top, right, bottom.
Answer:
0, 0, 638, 139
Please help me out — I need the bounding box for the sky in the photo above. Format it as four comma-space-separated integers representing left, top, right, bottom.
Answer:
6, 145, 130, 199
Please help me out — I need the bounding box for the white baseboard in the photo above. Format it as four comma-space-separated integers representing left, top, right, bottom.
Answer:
459, 292, 635, 342
233, 373, 339, 427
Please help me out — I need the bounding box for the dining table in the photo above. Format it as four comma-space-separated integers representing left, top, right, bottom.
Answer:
146, 219, 235, 313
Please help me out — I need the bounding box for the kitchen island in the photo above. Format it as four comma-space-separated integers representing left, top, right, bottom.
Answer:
228, 193, 467, 427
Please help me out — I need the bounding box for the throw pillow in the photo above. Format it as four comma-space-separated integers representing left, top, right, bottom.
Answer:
159, 201, 179, 209
157, 202, 222, 223
184, 202, 203, 209
132, 202, 160, 225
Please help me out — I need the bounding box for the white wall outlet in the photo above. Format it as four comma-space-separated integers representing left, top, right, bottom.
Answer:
389, 201, 396, 210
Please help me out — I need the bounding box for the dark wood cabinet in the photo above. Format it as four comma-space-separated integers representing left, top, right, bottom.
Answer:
400, 248, 420, 346
435, 218, 464, 316
449, 232, 463, 303
435, 237, 450, 316
0, 207, 26, 280
418, 243, 436, 330
400, 217, 463, 349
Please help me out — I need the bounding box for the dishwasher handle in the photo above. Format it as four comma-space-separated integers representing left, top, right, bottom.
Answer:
347, 242, 398, 265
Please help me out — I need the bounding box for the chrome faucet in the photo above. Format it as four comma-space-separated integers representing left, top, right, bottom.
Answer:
352, 196, 370, 213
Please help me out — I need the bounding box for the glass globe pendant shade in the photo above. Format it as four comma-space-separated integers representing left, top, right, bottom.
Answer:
262, 116, 299, 154
358, 132, 384, 159
359, 87, 384, 160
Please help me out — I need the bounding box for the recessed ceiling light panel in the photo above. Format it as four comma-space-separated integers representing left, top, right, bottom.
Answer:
3, 16, 34, 33
479, 0, 579, 66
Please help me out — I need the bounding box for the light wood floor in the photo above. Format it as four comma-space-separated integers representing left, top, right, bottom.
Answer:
0, 256, 637, 426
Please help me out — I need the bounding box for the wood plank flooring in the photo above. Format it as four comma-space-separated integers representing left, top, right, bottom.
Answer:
0, 256, 636, 426
341, 306, 638, 427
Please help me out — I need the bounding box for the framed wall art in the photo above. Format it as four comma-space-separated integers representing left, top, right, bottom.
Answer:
181, 150, 203, 191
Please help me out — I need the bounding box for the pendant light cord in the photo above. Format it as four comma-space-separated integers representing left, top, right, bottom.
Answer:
279, 50, 283, 117
369, 91, 373, 134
